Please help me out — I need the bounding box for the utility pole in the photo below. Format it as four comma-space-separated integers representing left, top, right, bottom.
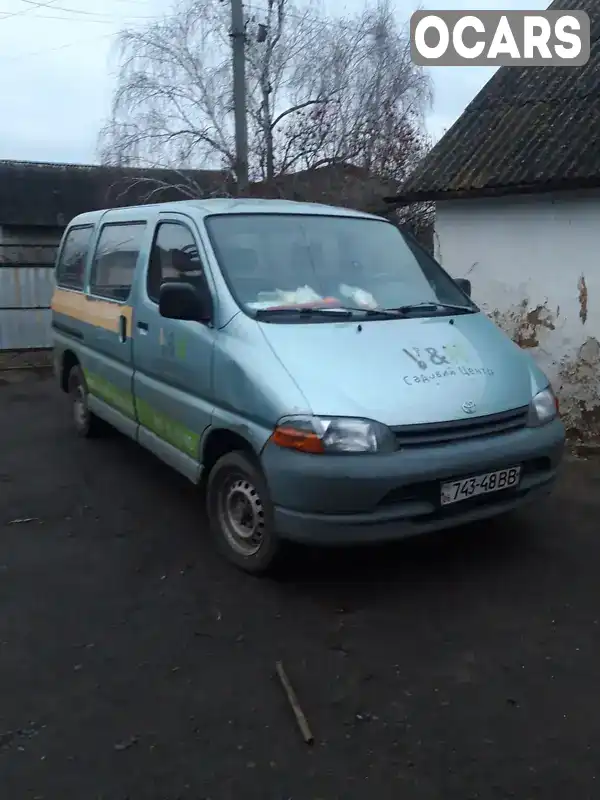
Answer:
231, 0, 248, 191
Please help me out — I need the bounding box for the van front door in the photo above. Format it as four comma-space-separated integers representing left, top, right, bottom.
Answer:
133, 216, 216, 482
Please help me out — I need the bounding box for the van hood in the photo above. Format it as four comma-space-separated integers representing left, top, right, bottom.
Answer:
258, 312, 547, 427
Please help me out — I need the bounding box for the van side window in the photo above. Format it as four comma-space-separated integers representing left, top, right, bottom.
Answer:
56, 226, 93, 291
90, 222, 146, 302
147, 222, 207, 303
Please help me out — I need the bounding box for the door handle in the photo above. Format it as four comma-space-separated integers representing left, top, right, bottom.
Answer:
137, 321, 149, 331
118, 314, 127, 343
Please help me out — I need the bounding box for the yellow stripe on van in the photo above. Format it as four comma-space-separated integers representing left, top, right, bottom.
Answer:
51, 288, 133, 334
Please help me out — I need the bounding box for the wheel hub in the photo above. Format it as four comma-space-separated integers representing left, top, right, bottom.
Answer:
73, 383, 88, 429
223, 478, 265, 556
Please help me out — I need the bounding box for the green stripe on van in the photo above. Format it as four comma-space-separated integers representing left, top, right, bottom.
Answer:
136, 399, 200, 459
82, 370, 199, 458
84, 370, 136, 419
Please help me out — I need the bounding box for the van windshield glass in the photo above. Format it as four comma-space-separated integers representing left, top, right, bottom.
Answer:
205, 213, 475, 319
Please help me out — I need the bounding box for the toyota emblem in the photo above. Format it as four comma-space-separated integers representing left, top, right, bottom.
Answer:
462, 401, 476, 414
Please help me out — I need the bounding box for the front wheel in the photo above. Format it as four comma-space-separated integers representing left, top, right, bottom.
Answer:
206, 451, 283, 575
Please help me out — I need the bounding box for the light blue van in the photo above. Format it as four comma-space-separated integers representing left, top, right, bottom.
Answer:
51, 199, 565, 573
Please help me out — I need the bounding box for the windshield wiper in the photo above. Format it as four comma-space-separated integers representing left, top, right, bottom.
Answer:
390, 302, 474, 315
255, 305, 407, 320
254, 306, 354, 318
341, 306, 406, 319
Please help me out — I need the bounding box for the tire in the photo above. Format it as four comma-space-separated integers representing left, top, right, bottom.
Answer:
206, 450, 283, 575
67, 365, 104, 438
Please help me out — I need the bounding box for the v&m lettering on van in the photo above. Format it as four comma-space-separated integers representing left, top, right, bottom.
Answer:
51, 198, 565, 576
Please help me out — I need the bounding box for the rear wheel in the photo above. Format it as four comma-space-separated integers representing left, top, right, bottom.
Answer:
67, 365, 104, 438
206, 451, 283, 574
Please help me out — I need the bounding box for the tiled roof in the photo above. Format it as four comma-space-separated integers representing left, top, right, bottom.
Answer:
392, 0, 600, 204
0, 160, 391, 227
247, 164, 395, 212
0, 160, 231, 227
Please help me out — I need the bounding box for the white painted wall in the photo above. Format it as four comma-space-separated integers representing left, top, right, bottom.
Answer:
434, 190, 600, 439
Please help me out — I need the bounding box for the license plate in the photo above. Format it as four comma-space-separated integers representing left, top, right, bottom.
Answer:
440, 466, 521, 506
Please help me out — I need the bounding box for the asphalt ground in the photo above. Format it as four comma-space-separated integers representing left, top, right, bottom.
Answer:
1, 371, 598, 800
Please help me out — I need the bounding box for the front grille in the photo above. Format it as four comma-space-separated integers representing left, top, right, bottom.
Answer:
392, 406, 529, 448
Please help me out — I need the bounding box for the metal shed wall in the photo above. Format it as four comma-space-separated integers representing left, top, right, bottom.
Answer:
0, 241, 58, 351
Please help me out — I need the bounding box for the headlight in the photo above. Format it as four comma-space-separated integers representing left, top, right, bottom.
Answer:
527, 385, 559, 426
271, 415, 397, 454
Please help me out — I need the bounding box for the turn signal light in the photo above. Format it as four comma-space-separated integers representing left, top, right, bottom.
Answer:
271, 425, 325, 454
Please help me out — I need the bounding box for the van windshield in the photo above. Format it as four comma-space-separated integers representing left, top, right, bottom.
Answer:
205, 213, 475, 320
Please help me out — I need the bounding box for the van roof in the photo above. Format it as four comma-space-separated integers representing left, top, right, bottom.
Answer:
68, 197, 384, 227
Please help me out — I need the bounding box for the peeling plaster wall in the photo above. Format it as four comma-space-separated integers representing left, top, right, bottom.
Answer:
435, 190, 600, 441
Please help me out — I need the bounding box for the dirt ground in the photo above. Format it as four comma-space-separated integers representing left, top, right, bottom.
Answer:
1, 372, 600, 800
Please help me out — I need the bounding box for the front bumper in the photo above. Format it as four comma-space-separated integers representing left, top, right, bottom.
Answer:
260, 418, 565, 546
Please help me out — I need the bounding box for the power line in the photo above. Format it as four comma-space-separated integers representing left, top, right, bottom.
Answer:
0, 0, 340, 65
0, 1, 159, 24
0, 31, 114, 61
12, 11, 157, 23
0, 0, 160, 62
2, 0, 337, 31
248, 1, 339, 31
17, 0, 159, 21
0, 0, 60, 20
21, 0, 124, 13
0, 0, 157, 22
0, 0, 338, 28
19, 0, 153, 9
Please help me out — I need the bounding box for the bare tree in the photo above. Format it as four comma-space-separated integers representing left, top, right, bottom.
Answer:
245, 0, 332, 182
99, 0, 327, 181
281, 0, 431, 178
99, 0, 432, 202
99, 1, 234, 175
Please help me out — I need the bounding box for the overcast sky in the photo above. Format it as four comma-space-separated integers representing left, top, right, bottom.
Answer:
0, 0, 549, 165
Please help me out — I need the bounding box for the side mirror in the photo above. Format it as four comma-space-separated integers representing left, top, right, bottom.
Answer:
159, 281, 212, 323
455, 277, 471, 297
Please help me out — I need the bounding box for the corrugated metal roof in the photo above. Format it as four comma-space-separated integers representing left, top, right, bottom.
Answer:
396, 0, 600, 203
0, 161, 232, 228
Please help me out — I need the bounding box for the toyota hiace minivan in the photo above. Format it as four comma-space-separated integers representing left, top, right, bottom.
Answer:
51, 199, 565, 573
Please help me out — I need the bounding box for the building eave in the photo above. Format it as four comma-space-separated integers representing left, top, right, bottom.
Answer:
385, 176, 600, 207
